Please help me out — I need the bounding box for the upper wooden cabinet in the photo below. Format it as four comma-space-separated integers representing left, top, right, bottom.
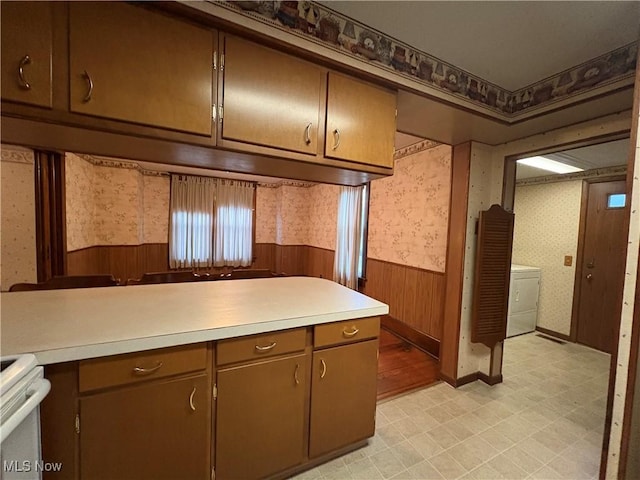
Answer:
220, 35, 323, 155
325, 72, 396, 168
68, 2, 214, 136
1, 2, 53, 108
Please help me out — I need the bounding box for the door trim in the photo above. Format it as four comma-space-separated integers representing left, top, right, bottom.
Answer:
569, 175, 626, 343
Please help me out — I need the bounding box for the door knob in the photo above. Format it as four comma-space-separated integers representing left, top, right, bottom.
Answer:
586, 273, 593, 280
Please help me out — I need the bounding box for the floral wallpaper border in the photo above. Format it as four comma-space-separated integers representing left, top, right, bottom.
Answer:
1, 145, 34, 165
515, 165, 628, 186
258, 180, 315, 188
214, 1, 637, 117
394, 139, 441, 160
76, 154, 169, 177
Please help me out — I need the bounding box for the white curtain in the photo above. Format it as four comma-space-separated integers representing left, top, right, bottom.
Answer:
169, 175, 216, 268
213, 179, 254, 267
334, 185, 363, 289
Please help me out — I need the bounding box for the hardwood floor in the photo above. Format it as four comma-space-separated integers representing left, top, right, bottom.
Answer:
377, 327, 440, 401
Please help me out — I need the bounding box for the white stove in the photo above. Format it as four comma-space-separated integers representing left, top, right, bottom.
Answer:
0, 354, 51, 480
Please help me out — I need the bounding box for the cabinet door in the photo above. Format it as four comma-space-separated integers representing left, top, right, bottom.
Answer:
1, 2, 52, 108
310, 339, 378, 458
79, 374, 210, 480
221, 35, 322, 154
69, 3, 213, 136
325, 73, 396, 168
216, 353, 307, 479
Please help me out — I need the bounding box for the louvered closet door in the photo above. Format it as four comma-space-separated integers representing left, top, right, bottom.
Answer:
471, 204, 514, 347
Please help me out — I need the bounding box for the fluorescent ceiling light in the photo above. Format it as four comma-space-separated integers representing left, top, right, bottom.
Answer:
516, 156, 583, 174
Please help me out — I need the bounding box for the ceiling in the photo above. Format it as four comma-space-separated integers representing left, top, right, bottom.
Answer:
516, 138, 630, 179
319, 1, 640, 91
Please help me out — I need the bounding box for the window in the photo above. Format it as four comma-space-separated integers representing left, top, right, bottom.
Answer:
607, 193, 626, 209
334, 184, 368, 290
357, 183, 370, 280
169, 175, 254, 269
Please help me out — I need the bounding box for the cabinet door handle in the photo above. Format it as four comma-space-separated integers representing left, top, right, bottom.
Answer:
18, 55, 32, 90
294, 363, 300, 385
304, 122, 312, 145
132, 361, 163, 375
332, 129, 341, 150
189, 386, 197, 411
342, 327, 359, 338
255, 341, 277, 352
82, 70, 94, 103
320, 359, 327, 379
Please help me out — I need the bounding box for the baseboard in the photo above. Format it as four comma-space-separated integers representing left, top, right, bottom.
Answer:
439, 372, 478, 388
381, 315, 440, 359
536, 326, 571, 342
478, 371, 503, 386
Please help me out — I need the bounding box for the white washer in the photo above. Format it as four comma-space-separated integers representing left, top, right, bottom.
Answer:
507, 264, 541, 337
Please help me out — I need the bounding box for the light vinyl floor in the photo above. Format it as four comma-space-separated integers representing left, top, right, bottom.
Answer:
295, 333, 610, 480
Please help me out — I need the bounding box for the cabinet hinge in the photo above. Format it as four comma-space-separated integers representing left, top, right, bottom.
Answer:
213, 50, 218, 70
220, 53, 225, 72
211, 467, 216, 480
212, 104, 217, 121
75, 413, 80, 434
213, 383, 218, 400
395, 108, 398, 119
219, 105, 224, 122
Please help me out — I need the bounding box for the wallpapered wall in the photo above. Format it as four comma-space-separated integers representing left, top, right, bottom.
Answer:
512, 180, 583, 336
255, 144, 452, 273
369, 144, 451, 272
1, 145, 37, 290
65, 154, 170, 251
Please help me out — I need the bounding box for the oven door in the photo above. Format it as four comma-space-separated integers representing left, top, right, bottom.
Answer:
0, 356, 51, 480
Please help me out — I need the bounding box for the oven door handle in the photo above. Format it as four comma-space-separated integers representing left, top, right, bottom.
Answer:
0, 378, 51, 444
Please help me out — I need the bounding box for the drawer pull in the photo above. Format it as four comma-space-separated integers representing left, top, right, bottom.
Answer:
189, 386, 197, 411
18, 55, 31, 90
82, 70, 94, 103
342, 327, 360, 338
332, 129, 341, 150
304, 122, 312, 145
294, 363, 300, 385
132, 361, 163, 376
255, 341, 277, 352
320, 359, 327, 379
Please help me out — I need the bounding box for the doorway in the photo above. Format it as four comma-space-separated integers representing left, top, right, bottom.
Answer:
573, 179, 628, 354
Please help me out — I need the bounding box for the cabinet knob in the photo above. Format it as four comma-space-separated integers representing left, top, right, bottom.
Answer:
18, 55, 32, 90
304, 122, 312, 145
255, 341, 277, 352
132, 361, 163, 376
332, 129, 341, 150
189, 386, 197, 411
82, 70, 94, 103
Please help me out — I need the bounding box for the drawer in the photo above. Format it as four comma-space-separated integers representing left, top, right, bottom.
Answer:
314, 317, 380, 348
217, 328, 307, 366
79, 343, 208, 393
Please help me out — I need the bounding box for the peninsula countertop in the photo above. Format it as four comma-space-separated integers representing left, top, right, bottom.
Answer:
1, 276, 389, 365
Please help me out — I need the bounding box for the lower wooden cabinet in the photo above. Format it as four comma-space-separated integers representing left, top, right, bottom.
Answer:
215, 353, 308, 479
309, 339, 379, 458
79, 374, 211, 480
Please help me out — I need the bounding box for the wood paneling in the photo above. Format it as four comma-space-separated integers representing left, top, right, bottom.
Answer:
363, 258, 445, 343
306, 246, 334, 281
441, 142, 472, 383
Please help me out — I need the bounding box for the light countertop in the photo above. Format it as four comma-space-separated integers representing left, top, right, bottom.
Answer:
0, 276, 388, 365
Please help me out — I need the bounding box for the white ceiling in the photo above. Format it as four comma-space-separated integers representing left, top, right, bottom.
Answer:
319, 1, 640, 91
515, 138, 629, 179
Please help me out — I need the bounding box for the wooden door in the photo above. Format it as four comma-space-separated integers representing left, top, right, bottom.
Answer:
309, 339, 378, 458
576, 180, 628, 353
69, 2, 213, 136
221, 35, 322, 154
1, 2, 53, 108
325, 73, 396, 168
215, 354, 307, 479
79, 374, 210, 480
